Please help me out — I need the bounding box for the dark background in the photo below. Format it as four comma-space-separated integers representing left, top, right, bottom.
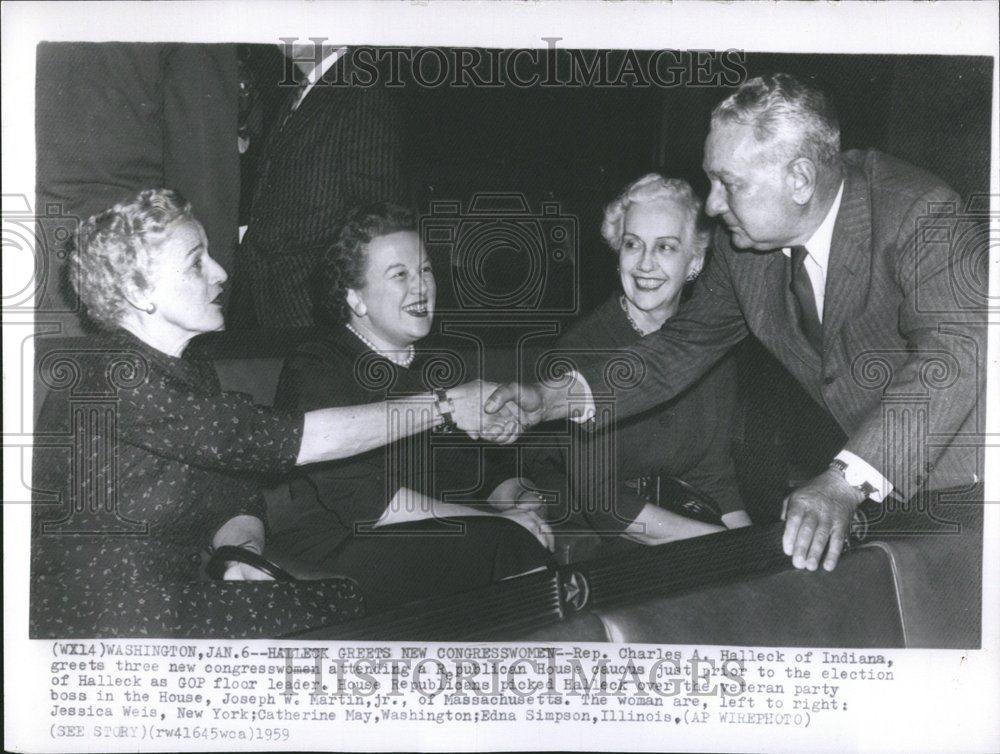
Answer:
245, 49, 993, 318
416, 52, 993, 316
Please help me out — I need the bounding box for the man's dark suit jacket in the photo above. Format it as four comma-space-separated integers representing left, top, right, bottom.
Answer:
230, 58, 407, 328
579, 150, 985, 501
35, 42, 240, 336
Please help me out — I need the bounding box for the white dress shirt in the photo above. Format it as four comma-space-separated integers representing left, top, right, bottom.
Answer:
293, 47, 348, 109
567, 179, 893, 502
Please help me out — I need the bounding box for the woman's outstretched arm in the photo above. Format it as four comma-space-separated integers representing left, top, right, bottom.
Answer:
296, 380, 518, 465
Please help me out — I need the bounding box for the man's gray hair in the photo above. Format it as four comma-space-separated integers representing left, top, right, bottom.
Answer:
712, 73, 841, 168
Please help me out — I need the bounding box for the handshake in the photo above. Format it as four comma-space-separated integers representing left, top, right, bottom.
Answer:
444, 380, 551, 443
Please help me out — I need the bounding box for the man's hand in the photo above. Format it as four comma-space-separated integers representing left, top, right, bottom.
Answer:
484, 382, 548, 428
782, 468, 866, 571
446, 380, 524, 443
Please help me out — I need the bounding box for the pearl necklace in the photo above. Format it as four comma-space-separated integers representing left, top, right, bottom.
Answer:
345, 323, 415, 368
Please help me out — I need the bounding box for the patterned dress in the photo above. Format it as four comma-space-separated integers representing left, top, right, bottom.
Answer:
30, 328, 363, 638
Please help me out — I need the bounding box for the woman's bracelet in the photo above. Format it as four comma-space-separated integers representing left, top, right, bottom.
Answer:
433, 388, 457, 432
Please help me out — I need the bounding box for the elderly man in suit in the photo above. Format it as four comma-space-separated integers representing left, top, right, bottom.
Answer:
228, 41, 407, 328
486, 73, 984, 571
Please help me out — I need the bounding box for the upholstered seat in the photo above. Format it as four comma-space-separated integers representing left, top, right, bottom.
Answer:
206, 339, 985, 649
32, 332, 983, 647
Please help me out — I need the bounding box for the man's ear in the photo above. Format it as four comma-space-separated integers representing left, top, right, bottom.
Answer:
786, 157, 817, 206
346, 288, 367, 317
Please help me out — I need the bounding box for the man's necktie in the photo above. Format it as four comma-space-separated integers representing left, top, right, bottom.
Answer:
789, 245, 823, 352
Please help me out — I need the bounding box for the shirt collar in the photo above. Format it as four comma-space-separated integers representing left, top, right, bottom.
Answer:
296, 47, 348, 105
781, 180, 845, 270
110, 327, 218, 392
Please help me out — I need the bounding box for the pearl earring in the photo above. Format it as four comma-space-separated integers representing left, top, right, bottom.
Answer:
145, 303, 157, 314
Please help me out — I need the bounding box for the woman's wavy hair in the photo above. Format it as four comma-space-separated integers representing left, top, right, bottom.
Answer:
68, 188, 194, 329
313, 202, 418, 327
600, 174, 711, 260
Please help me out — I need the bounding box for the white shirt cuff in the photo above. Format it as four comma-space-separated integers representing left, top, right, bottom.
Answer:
835, 449, 893, 502
565, 370, 596, 424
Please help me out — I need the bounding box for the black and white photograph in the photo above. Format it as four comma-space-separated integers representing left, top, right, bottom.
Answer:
4, 2, 998, 752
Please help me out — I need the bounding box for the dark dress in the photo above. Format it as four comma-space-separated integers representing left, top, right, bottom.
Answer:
272, 328, 553, 613
30, 329, 362, 638
526, 294, 745, 532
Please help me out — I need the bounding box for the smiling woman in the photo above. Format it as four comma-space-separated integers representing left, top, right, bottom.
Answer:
602, 174, 708, 334
272, 202, 556, 614
525, 174, 752, 549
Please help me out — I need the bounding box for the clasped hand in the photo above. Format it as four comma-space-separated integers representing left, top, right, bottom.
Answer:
447, 380, 528, 443
488, 477, 554, 551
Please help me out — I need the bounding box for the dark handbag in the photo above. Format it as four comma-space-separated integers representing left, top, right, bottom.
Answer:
624, 473, 724, 526
205, 546, 297, 581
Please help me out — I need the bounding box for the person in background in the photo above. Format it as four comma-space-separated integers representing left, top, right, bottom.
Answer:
525, 175, 749, 550
35, 42, 241, 335
228, 41, 408, 328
